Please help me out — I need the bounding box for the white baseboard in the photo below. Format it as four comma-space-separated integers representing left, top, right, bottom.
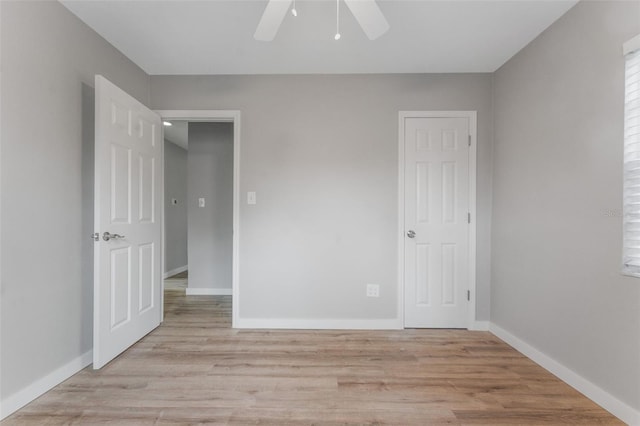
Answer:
235, 317, 403, 330
186, 287, 232, 296
0, 350, 92, 420
470, 320, 490, 331
163, 265, 187, 279
490, 323, 640, 425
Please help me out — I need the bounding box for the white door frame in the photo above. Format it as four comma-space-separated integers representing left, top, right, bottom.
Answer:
155, 110, 241, 328
397, 111, 477, 329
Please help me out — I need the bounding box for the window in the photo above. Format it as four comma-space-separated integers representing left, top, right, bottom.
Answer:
623, 35, 640, 277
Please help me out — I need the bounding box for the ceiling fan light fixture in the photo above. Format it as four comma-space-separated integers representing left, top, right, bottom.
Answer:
254, 0, 389, 42
334, 33, 341, 40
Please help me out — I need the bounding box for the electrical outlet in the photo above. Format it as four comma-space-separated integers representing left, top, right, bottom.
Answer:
366, 284, 380, 298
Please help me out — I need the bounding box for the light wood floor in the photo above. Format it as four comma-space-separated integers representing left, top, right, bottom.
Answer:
168, 270, 188, 280
3, 287, 620, 425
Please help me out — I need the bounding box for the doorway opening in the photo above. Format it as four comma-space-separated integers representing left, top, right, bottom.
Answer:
157, 110, 241, 328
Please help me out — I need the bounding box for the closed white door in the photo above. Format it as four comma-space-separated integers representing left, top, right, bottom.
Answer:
403, 116, 470, 328
93, 75, 162, 369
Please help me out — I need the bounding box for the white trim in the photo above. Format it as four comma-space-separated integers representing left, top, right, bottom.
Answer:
156, 110, 237, 121
623, 33, 640, 56
0, 5, 3, 418
467, 112, 478, 328
397, 111, 478, 329
397, 114, 406, 329
185, 287, 232, 296
160, 125, 165, 322
490, 323, 640, 425
0, 350, 92, 420
470, 320, 490, 331
155, 110, 241, 329
0, 4, 3, 417
163, 265, 187, 279
235, 318, 403, 330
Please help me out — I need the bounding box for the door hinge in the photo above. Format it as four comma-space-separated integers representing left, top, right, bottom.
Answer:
468, 135, 471, 147
467, 290, 470, 301
467, 213, 471, 224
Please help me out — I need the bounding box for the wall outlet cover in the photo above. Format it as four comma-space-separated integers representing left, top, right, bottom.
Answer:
366, 283, 380, 298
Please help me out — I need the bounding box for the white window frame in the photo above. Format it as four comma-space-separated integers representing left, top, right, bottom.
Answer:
622, 34, 640, 277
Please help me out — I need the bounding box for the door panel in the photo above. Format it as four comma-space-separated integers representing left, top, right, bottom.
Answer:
94, 75, 162, 369
138, 243, 155, 314
138, 155, 154, 223
110, 144, 131, 223
110, 247, 131, 329
404, 117, 470, 328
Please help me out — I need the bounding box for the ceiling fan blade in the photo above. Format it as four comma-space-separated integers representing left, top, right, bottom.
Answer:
254, 0, 293, 41
344, 0, 389, 40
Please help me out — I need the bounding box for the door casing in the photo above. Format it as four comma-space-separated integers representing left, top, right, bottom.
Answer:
155, 110, 241, 328
397, 111, 477, 329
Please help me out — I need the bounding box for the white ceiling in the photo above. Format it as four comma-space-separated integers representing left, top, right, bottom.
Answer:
60, 0, 577, 75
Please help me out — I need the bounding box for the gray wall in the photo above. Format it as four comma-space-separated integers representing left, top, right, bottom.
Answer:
187, 122, 234, 291
150, 74, 493, 321
492, 0, 640, 412
164, 140, 188, 274
0, 0, 149, 401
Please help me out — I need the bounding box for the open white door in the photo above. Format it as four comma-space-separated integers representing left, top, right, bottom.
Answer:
93, 75, 162, 369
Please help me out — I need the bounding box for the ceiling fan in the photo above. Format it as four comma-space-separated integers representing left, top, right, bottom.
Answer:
254, 0, 389, 41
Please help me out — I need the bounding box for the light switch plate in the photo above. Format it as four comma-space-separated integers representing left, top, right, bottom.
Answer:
198, 198, 205, 208
247, 191, 256, 205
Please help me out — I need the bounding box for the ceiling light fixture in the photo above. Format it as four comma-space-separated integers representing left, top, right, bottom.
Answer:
163, 121, 172, 126
334, 0, 341, 40
254, 0, 389, 42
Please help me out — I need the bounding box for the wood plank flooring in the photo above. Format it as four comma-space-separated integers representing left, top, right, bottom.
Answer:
167, 270, 188, 280
3, 287, 621, 425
